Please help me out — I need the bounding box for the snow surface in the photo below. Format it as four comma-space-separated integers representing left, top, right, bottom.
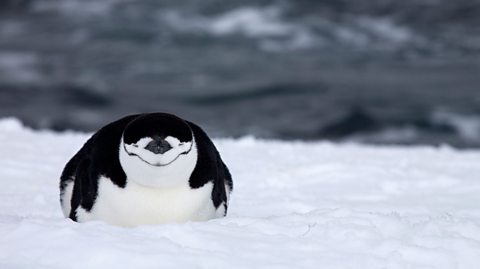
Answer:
1, 118, 480, 269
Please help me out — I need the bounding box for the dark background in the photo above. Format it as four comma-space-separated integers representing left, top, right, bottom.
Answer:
1, 0, 480, 147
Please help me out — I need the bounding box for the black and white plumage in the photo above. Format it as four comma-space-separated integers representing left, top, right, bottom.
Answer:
59, 113, 233, 227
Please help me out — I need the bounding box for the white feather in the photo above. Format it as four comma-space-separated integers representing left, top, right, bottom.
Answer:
76, 176, 217, 227
60, 180, 74, 218
119, 136, 197, 188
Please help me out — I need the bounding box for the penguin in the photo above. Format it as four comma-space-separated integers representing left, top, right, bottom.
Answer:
59, 113, 233, 227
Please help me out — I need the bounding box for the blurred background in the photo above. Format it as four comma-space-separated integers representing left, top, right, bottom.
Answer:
0, 0, 479, 147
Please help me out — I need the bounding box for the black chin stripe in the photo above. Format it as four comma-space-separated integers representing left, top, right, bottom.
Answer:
123, 142, 193, 167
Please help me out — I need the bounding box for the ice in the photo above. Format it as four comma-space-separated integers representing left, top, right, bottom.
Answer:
208, 7, 289, 37
1, 118, 480, 268
355, 17, 416, 44
0, 52, 41, 84
32, 0, 119, 17
432, 110, 480, 142
163, 6, 295, 37
160, 5, 424, 52
161, 6, 318, 50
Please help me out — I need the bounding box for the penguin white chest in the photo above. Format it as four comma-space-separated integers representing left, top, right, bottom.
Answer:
76, 176, 216, 227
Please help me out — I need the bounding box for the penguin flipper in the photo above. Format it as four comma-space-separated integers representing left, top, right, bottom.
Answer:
69, 158, 95, 221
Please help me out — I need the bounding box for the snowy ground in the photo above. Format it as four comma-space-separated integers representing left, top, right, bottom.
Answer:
1, 118, 480, 269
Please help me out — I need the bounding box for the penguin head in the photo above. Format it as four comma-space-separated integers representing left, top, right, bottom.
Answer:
119, 113, 198, 187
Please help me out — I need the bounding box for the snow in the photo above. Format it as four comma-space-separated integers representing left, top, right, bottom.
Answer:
1, 118, 480, 268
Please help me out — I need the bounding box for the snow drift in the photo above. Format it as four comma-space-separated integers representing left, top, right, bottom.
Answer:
1, 118, 480, 268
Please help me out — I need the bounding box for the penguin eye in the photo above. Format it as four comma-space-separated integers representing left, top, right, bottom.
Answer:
132, 144, 138, 148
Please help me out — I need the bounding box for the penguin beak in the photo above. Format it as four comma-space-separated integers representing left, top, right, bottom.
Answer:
144, 138, 172, 154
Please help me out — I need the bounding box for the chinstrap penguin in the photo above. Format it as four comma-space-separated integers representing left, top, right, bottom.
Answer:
60, 113, 233, 227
